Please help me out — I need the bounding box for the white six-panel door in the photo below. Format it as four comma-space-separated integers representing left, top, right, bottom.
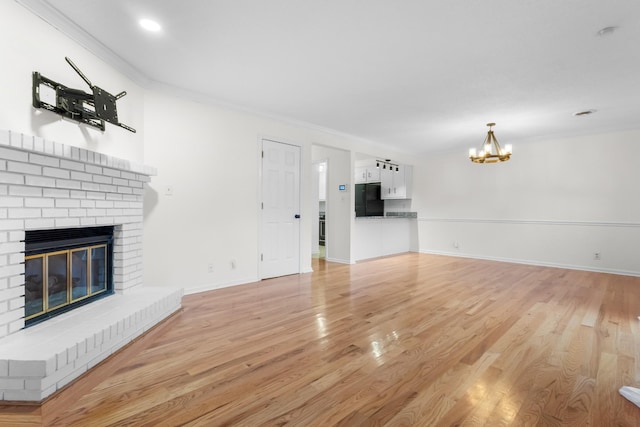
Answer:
261, 139, 301, 279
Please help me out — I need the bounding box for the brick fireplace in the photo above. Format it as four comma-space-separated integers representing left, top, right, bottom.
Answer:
0, 130, 183, 401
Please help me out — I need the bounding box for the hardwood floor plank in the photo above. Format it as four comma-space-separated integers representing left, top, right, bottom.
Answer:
593, 352, 618, 426
564, 374, 596, 425
2, 253, 640, 426
387, 352, 501, 426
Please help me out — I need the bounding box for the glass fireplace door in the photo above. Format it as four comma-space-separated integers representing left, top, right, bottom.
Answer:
25, 244, 109, 322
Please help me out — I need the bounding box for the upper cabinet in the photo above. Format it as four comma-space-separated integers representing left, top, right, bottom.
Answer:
354, 166, 380, 184
381, 164, 412, 199
355, 158, 413, 199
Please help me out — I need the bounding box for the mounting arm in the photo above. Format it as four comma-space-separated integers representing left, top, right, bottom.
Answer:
32, 57, 136, 133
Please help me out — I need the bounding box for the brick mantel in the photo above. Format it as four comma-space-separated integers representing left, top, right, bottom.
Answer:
0, 130, 182, 401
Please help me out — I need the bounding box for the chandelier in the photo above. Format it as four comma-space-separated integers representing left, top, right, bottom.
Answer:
468, 123, 512, 163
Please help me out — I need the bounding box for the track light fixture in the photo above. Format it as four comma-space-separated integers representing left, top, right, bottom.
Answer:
376, 159, 399, 173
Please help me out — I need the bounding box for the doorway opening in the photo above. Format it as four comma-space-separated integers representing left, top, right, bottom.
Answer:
318, 161, 327, 259
313, 160, 327, 260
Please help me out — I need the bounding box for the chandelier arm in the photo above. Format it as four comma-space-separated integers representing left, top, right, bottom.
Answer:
491, 132, 503, 154
478, 134, 490, 152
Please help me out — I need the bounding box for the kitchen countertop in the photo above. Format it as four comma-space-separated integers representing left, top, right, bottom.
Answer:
355, 212, 417, 219
385, 212, 417, 218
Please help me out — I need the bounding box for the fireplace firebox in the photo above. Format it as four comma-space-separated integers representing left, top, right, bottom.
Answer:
24, 226, 114, 326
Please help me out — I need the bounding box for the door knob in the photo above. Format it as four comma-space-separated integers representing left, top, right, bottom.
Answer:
294, 214, 301, 219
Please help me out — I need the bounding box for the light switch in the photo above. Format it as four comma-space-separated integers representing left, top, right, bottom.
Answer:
165, 185, 174, 196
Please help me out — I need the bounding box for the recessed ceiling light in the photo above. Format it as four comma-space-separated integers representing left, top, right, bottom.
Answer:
597, 26, 617, 36
573, 109, 597, 117
139, 19, 162, 32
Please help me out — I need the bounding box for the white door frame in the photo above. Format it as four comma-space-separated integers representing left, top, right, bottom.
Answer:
311, 160, 321, 256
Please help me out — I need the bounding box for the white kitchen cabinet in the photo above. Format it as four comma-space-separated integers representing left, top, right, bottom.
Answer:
354, 166, 380, 183
381, 164, 412, 199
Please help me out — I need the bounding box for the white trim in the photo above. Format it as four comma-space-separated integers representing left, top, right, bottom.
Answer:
420, 249, 640, 278
418, 218, 640, 228
256, 136, 264, 281
16, 0, 151, 87
325, 257, 355, 265
148, 82, 400, 155
183, 277, 260, 295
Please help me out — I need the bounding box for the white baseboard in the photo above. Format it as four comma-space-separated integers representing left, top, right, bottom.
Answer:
184, 276, 260, 295
420, 249, 640, 277
325, 257, 354, 264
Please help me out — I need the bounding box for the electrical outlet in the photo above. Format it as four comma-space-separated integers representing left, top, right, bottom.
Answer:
230, 259, 236, 269
208, 263, 214, 273
453, 241, 459, 249
594, 252, 601, 260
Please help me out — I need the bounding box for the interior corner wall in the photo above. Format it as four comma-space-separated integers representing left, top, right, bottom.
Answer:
0, 2, 145, 162
411, 129, 640, 276
312, 145, 353, 264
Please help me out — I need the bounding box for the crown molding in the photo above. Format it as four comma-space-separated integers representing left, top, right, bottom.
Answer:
147, 79, 405, 156
16, 0, 151, 87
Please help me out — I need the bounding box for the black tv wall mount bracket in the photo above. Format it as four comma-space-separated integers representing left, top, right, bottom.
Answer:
32, 57, 136, 133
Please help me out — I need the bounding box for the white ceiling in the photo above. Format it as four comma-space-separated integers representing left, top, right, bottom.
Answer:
18, 0, 640, 155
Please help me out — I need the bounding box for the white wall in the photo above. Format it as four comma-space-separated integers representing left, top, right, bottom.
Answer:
0, 2, 144, 162
141, 91, 407, 291
142, 91, 266, 290
411, 130, 640, 276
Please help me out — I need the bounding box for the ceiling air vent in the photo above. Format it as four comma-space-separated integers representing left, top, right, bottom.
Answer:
573, 109, 596, 117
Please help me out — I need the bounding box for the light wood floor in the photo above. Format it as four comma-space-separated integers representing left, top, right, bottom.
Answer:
3, 253, 640, 426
